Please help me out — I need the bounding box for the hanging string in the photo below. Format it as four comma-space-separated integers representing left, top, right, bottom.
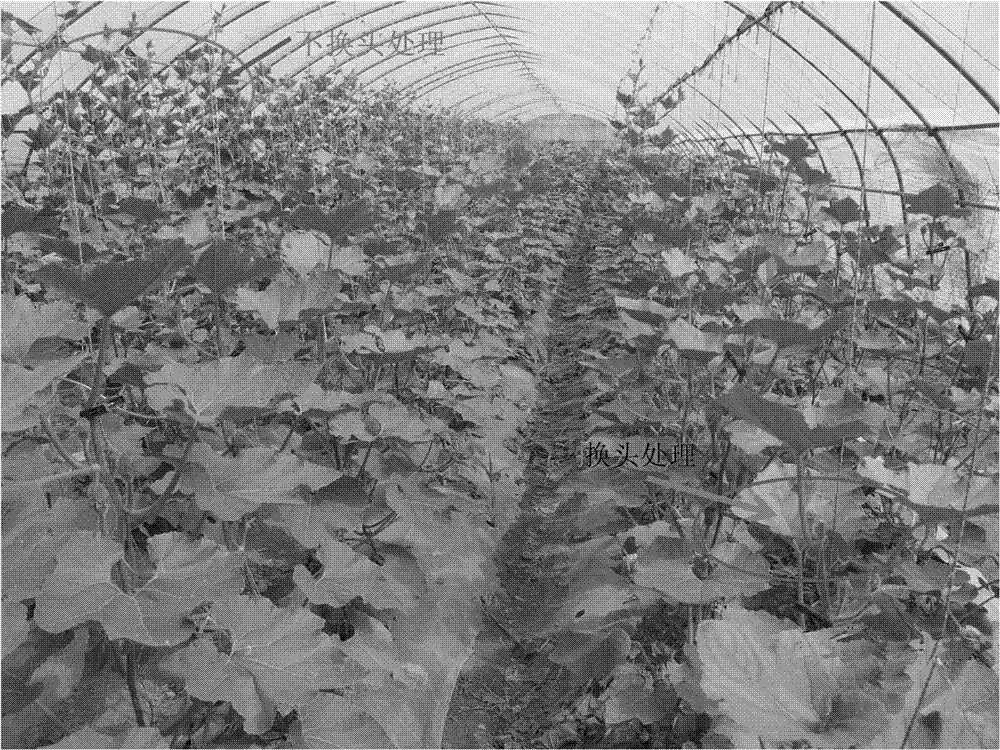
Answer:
948, 3, 973, 147
716, 5, 729, 135
52, 7, 85, 268
759, 17, 774, 174
859, 1, 877, 229
300, 24, 322, 195
207, 4, 227, 240
616, 2, 661, 123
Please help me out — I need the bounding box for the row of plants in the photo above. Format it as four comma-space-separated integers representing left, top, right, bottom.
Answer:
2, 28, 597, 745
492, 136, 998, 747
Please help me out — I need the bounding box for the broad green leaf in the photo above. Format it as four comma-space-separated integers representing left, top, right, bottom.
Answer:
28, 626, 90, 704
660, 246, 698, 277
547, 628, 631, 687
905, 183, 970, 218
602, 670, 672, 726
34, 531, 242, 646
145, 353, 319, 422
234, 270, 341, 329
300, 693, 394, 749
287, 201, 377, 242
769, 137, 816, 162
664, 319, 723, 359
733, 462, 869, 538
193, 237, 281, 293
280, 230, 328, 276
326, 244, 369, 276
166, 595, 362, 735
718, 383, 868, 454
293, 539, 420, 610
724, 419, 784, 454
614, 296, 674, 325
37, 242, 190, 316
741, 310, 851, 350
1, 295, 88, 363
822, 197, 864, 224
2, 447, 99, 601
340, 329, 438, 360
697, 606, 856, 745
857, 457, 999, 519
41, 726, 169, 748
2, 355, 85, 432
325, 409, 377, 441
2, 600, 31, 657
366, 402, 447, 444
161, 442, 340, 521
633, 537, 770, 603
870, 640, 998, 748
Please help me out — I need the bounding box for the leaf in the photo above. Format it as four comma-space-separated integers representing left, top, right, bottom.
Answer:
547, 628, 631, 687
603, 671, 673, 726
2, 294, 89, 363
293, 539, 421, 611
2, 600, 31, 657
906, 183, 970, 218
166, 595, 361, 736
909, 656, 999, 748
366, 402, 447, 444
300, 693, 395, 748
614, 296, 674, 326
280, 230, 329, 275
145, 353, 319, 422
3, 355, 86, 432
768, 137, 816, 163
109, 196, 168, 222
27, 625, 89, 704
159, 442, 340, 521
633, 537, 770, 603
326, 244, 369, 276
697, 606, 843, 745
234, 270, 341, 329
856, 457, 999, 519
287, 200, 377, 242
433, 183, 468, 211
871, 641, 999, 748
967, 277, 999, 301
724, 419, 784, 454
775, 239, 829, 271
1, 202, 40, 236
794, 162, 833, 186
41, 726, 170, 748
742, 310, 850, 349
192, 238, 282, 293
664, 319, 723, 360
34, 531, 242, 646
733, 462, 866, 538
718, 383, 868, 455
37, 235, 100, 262
240, 331, 309, 362
37, 241, 191, 316
419, 210, 458, 246
822, 197, 865, 224
660, 246, 698, 277
2, 447, 101, 601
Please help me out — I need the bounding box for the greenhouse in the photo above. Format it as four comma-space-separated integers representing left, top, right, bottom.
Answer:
1, 2, 998, 748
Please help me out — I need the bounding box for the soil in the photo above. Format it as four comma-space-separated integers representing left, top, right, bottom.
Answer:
442, 223, 691, 749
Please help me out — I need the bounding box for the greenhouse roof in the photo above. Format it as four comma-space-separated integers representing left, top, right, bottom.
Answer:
3, 1, 998, 206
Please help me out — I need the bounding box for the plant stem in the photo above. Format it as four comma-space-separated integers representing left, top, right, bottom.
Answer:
122, 641, 146, 726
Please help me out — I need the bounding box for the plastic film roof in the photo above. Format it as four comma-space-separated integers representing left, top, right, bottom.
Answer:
3, 1, 998, 209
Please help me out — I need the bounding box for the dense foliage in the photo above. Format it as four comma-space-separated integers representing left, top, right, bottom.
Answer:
2, 16, 998, 750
